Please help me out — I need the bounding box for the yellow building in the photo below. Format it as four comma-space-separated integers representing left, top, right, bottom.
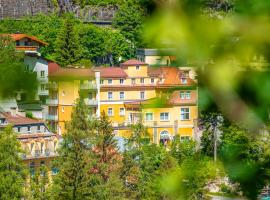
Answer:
47, 59, 198, 144
98, 59, 198, 144
47, 67, 100, 134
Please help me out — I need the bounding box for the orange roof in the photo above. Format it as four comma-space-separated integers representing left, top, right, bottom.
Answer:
49, 67, 95, 79
0, 112, 43, 126
121, 59, 147, 66
95, 67, 127, 78
0, 34, 48, 46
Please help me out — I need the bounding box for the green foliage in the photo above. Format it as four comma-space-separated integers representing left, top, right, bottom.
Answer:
0, 36, 38, 99
54, 15, 83, 66
0, 126, 26, 200
170, 136, 197, 164
162, 156, 218, 200
113, 0, 146, 49
28, 166, 51, 200
219, 125, 270, 200
52, 98, 93, 200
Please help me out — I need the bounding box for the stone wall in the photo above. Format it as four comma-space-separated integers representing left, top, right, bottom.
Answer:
0, 0, 53, 19
0, 0, 116, 22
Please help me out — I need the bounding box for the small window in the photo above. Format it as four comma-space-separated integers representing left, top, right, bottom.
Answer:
131, 78, 136, 84
120, 91, 125, 100
108, 79, 112, 84
41, 84, 46, 91
136, 65, 140, 70
108, 108, 113, 116
17, 127, 21, 132
119, 108, 125, 116
108, 92, 113, 100
181, 78, 187, 84
27, 126, 31, 133
24, 41, 28, 46
160, 112, 169, 121
40, 160, 45, 166
120, 79, 124, 84
16, 41, 20, 46
151, 78, 155, 84
37, 125, 41, 132
140, 78, 144, 84
145, 113, 153, 121
40, 71, 45, 78
180, 108, 190, 120
100, 80, 104, 84
140, 91, 145, 100
185, 91, 191, 99
180, 92, 185, 99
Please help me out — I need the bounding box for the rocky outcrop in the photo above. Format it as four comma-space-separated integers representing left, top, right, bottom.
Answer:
0, 0, 117, 22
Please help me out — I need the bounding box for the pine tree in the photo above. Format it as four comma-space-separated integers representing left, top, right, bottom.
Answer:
52, 98, 93, 200
0, 126, 26, 200
88, 111, 125, 200
54, 15, 83, 67
28, 165, 50, 200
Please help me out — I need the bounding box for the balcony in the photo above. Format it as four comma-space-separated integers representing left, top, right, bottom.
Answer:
38, 90, 49, 96
85, 99, 98, 106
46, 99, 58, 105
80, 83, 97, 90
46, 82, 58, 90
46, 114, 58, 121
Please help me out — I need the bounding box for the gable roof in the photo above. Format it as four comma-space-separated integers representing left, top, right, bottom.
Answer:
121, 59, 148, 66
0, 112, 43, 126
0, 34, 48, 46
95, 67, 128, 78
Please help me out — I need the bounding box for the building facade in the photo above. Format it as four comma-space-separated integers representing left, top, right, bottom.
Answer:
47, 59, 198, 144
0, 112, 60, 174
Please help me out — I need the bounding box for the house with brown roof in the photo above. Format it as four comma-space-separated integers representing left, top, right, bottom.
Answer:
0, 112, 60, 175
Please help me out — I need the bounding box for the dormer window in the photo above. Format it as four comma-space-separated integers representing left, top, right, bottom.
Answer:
136, 65, 140, 70
181, 78, 187, 84
27, 126, 31, 133
108, 79, 112, 84
16, 41, 20, 46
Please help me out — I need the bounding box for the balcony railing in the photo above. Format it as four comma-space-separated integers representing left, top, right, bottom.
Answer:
46, 99, 58, 105
39, 90, 49, 96
85, 99, 98, 106
80, 83, 97, 90
46, 114, 58, 121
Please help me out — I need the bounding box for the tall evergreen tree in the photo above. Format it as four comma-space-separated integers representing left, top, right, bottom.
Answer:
52, 98, 93, 200
54, 15, 83, 66
88, 111, 125, 200
0, 126, 26, 200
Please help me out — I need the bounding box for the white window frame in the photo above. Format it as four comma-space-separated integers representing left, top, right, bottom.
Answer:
120, 91, 125, 100
145, 113, 153, 121
100, 80, 104, 85
119, 108, 125, 116
180, 91, 185, 99
185, 91, 191, 99
41, 84, 46, 91
160, 112, 169, 121
40, 70, 45, 78
140, 91, 145, 100
180, 107, 190, 120
108, 92, 113, 100
181, 78, 187, 84
131, 78, 136, 84
108, 108, 113, 116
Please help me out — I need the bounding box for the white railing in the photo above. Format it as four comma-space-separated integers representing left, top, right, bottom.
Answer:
80, 83, 97, 90
85, 99, 98, 106
46, 99, 58, 105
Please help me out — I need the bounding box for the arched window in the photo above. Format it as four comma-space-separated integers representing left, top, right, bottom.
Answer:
160, 130, 171, 145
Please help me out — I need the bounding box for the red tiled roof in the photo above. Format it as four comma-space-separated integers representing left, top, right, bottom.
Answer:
159, 67, 195, 85
48, 61, 61, 75
95, 67, 128, 78
121, 59, 148, 66
148, 67, 162, 77
49, 67, 95, 79
0, 112, 43, 125
17, 133, 60, 139
0, 34, 48, 45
